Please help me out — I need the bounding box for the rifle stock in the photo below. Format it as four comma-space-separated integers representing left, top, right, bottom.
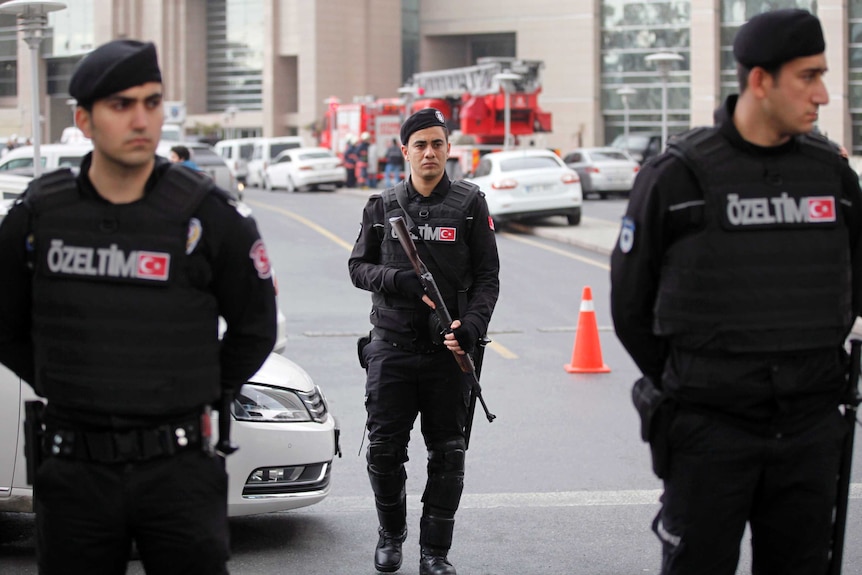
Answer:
389, 215, 496, 437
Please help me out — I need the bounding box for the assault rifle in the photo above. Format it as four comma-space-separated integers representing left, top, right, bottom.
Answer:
389, 216, 496, 448
829, 338, 862, 575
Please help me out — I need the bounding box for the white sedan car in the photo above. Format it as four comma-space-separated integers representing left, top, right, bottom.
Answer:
466, 149, 583, 227
263, 147, 347, 192
0, 353, 340, 517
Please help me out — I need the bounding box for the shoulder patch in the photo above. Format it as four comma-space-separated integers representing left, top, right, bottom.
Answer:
619, 217, 636, 254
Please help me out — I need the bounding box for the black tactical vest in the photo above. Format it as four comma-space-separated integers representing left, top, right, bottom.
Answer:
654, 128, 852, 353
26, 166, 222, 415
370, 181, 478, 340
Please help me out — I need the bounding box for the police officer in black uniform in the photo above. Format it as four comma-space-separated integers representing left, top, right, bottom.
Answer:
611, 9, 862, 575
349, 108, 500, 575
0, 40, 277, 574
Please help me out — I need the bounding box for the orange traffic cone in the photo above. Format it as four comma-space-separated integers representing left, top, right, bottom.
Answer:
564, 286, 611, 373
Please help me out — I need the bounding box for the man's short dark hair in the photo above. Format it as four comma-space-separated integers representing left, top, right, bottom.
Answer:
736, 62, 782, 92
170, 145, 191, 161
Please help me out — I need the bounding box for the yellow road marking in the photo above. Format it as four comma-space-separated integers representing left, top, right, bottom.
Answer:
247, 200, 355, 251
500, 232, 610, 271
488, 340, 518, 359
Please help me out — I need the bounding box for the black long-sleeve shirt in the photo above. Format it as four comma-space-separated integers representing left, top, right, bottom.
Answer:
348, 174, 500, 341
0, 156, 277, 425
611, 96, 862, 433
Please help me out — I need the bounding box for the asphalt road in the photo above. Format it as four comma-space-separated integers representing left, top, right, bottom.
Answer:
2, 188, 862, 574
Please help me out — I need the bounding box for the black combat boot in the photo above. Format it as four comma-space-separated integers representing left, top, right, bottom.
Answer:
419, 515, 456, 575
419, 547, 456, 575
375, 525, 407, 573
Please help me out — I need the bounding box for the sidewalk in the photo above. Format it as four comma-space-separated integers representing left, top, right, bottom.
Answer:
507, 215, 621, 255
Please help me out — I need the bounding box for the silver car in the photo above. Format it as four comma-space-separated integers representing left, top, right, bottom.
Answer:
563, 147, 640, 199
156, 141, 239, 196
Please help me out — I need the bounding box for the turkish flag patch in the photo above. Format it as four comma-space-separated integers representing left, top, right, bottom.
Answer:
807, 197, 836, 222
249, 239, 272, 279
136, 252, 170, 281
488, 216, 495, 231
438, 227, 456, 241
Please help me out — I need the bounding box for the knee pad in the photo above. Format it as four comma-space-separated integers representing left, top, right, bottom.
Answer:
367, 441, 408, 501
422, 438, 466, 515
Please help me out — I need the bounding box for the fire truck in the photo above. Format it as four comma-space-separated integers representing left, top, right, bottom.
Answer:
318, 57, 552, 178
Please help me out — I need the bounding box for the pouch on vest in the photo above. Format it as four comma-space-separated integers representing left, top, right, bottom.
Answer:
357, 331, 372, 369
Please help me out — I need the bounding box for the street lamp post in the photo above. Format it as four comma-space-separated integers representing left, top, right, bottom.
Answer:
493, 71, 521, 150
0, 0, 67, 178
645, 52, 683, 152
616, 86, 637, 142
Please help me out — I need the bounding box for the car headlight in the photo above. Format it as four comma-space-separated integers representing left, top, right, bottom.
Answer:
233, 384, 329, 423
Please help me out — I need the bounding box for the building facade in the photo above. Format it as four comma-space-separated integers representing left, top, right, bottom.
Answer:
0, 0, 860, 152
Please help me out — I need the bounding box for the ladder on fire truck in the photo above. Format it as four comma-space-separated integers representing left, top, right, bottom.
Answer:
407, 57, 544, 98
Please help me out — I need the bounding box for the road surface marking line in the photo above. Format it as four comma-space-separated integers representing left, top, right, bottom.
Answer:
501, 232, 610, 271
247, 200, 354, 251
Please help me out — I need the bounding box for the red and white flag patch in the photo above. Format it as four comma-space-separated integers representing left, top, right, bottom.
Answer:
249, 239, 272, 279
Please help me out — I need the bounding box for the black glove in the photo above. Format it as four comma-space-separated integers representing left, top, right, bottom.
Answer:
394, 270, 425, 300
452, 322, 480, 353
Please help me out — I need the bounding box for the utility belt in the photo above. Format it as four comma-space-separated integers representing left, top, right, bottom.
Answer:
42, 412, 213, 464
370, 327, 445, 354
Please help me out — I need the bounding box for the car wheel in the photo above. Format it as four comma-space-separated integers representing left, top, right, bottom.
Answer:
567, 210, 582, 226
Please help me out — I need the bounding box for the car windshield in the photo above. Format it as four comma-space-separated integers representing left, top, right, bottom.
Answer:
613, 135, 649, 149
271, 143, 302, 157
499, 156, 560, 172
591, 150, 630, 162
189, 147, 225, 166
298, 151, 335, 160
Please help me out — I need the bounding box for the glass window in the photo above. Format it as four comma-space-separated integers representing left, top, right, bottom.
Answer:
0, 15, 16, 97
499, 156, 561, 172
591, 150, 631, 161
58, 155, 85, 168
298, 151, 335, 160
601, 0, 691, 144
207, 0, 264, 112
473, 159, 492, 178
270, 142, 302, 156
48, 0, 95, 57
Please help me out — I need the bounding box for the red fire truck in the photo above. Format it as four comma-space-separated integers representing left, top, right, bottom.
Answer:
318, 57, 553, 178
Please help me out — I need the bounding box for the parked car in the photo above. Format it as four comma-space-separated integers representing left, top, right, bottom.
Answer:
0, 143, 93, 173
466, 149, 583, 227
247, 137, 305, 188
156, 141, 239, 195
562, 147, 640, 199
0, 173, 32, 199
609, 132, 663, 164
0, 351, 340, 517
215, 137, 259, 185
263, 147, 347, 192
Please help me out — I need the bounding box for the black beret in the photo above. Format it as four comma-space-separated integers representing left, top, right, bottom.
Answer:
400, 108, 447, 145
733, 9, 824, 69
69, 40, 162, 107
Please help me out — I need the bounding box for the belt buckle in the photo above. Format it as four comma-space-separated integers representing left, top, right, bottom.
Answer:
113, 430, 141, 461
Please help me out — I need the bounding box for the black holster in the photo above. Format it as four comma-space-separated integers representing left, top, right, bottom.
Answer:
357, 331, 372, 369
632, 376, 674, 479
24, 400, 46, 486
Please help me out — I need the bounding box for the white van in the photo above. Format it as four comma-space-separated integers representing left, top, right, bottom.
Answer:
214, 137, 258, 184
0, 143, 93, 174
246, 136, 304, 188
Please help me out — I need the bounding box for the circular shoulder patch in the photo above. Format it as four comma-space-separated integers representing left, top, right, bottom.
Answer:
249, 239, 272, 279
619, 217, 636, 254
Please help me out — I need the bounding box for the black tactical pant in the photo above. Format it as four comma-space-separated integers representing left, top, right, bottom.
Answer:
654, 409, 845, 575
362, 340, 470, 548
35, 450, 229, 575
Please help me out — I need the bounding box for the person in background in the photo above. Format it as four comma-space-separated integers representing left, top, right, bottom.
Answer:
169, 144, 201, 171
383, 138, 403, 188
0, 39, 277, 574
